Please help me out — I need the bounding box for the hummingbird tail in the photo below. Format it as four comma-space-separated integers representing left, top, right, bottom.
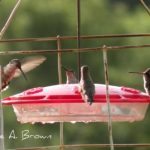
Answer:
88, 101, 93, 105
85, 95, 93, 105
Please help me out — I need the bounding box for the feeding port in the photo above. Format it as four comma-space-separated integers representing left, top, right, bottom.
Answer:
2, 84, 149, 123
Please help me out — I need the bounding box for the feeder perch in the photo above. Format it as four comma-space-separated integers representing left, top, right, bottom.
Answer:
2, 84, 150, 123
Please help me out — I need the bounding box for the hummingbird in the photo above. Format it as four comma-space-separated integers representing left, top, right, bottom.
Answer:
0, 55, 46, 91
129, 68, 150, 95
79, 65, 95, 105
62, 66, 78, 84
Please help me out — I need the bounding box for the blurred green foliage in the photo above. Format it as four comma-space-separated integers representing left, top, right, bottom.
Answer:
0, 0, 150, 149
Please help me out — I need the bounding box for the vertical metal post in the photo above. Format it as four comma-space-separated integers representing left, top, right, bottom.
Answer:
57, 35, 62, 83
103, 46, 114, 150
77, 0, 81, 79
0, 3, 22, 147
57, 36, 64, 150
0, 66, 5, 150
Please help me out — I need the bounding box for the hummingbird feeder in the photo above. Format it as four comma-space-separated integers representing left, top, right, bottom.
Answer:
2, 84, 150, 123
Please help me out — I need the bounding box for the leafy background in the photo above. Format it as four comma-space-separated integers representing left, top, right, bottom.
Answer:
0, 0, 150, 149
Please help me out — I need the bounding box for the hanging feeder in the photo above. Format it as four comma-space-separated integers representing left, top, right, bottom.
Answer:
2, 84, 150, 123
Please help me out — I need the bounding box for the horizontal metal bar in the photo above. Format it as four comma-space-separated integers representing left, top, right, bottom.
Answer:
1, 33, 150, 43
12, 143, 150, 150
0, 44, 150, 55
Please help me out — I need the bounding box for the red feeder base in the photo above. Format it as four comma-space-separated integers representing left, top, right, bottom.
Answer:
2, 84, 150, 123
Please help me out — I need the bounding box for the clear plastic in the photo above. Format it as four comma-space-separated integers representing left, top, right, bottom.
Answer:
12, 102, 148, 124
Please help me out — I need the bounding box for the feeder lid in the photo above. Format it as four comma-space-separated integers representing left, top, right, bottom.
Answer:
2, 84, 150, 105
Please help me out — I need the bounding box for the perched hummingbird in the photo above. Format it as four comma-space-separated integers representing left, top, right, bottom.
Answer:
79, 65, 95, 105
0, 55, 46, 91
129, 68, 150, 95
62, 66, 78, 84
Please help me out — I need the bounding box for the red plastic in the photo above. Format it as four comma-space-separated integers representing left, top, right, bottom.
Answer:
2, 84, 150, 105
2, 84, 150, 123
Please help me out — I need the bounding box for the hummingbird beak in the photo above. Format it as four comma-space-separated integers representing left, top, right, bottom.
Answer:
128, 71, 144, 75
62, 66, 74, 73
18, 67, 28, 81
62, 66, 69, 71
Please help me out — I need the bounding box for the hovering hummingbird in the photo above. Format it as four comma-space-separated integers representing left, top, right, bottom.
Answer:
0, 55, 46, 91
129, 68, 150, 95
79, 65, 95, 105
62, 66, 78, 84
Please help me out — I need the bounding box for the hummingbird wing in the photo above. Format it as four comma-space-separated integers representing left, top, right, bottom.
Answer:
13, 55, 46, 78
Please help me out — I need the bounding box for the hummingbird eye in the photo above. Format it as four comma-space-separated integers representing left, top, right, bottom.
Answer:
147, 71, 150, 76
81, 65, 87, 68
9, 59, 21, 68
144, 68, 150, 76
82, 65, 89, 72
